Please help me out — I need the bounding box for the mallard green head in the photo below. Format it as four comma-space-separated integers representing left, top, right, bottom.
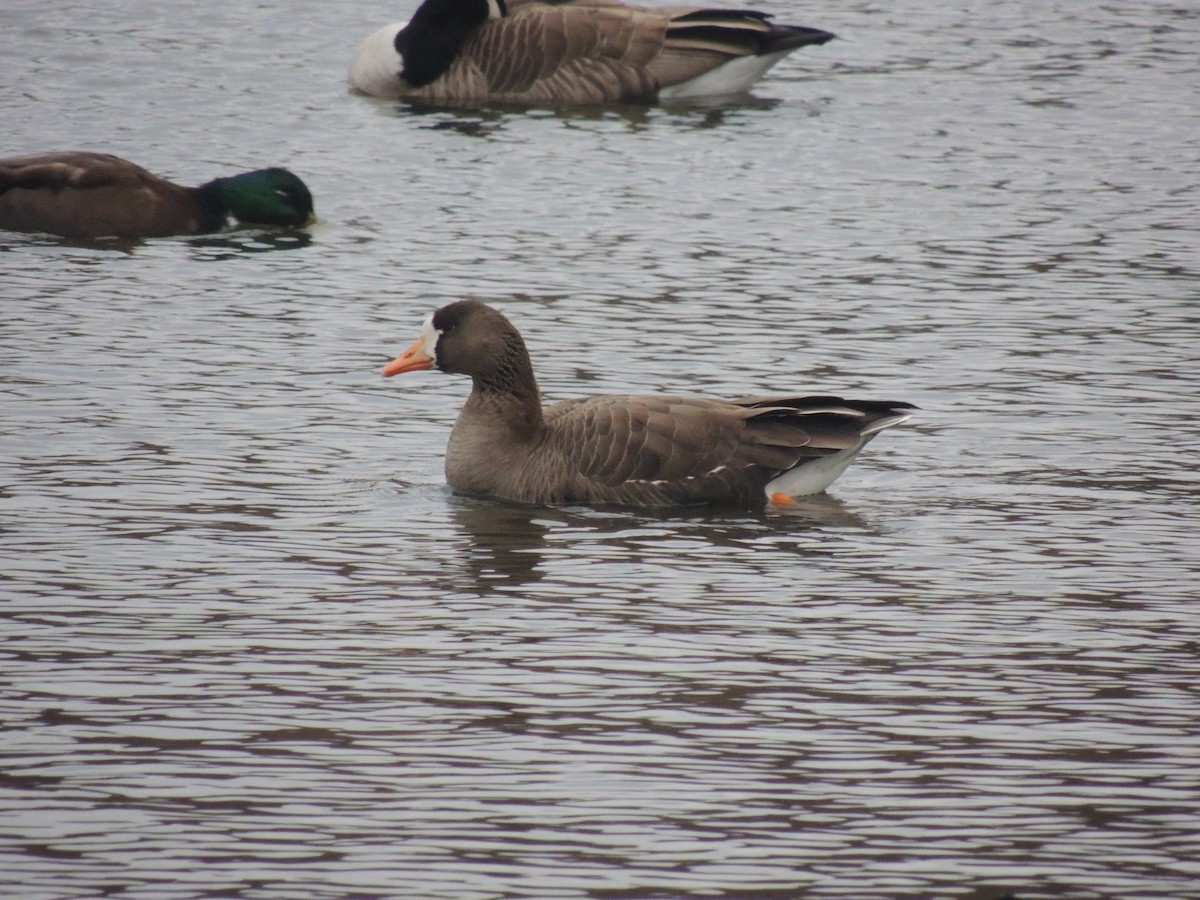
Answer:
212, 168, 315, 228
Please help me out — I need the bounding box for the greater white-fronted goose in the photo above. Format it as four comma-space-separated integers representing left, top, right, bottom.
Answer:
349, 0, 835, 105
0, 152, 315, 239
381, 300, 915, 508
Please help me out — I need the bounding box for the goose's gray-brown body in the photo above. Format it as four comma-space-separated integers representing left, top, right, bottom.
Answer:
350, 0, 835, 105
382, 300, 915, 508
0, 151, 315, 238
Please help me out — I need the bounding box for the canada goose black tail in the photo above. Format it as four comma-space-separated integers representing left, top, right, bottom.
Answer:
668, 10, 835, 57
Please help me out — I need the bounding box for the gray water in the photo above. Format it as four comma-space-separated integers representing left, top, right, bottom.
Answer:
3, 1, 1199, 898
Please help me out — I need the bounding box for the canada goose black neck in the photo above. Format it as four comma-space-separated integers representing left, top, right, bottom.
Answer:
396, 0, 504, 88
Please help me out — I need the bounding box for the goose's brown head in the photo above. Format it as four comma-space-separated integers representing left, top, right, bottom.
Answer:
382, 300, 533, 392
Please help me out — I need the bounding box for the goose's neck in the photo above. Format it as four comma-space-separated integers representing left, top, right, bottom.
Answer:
468, 352, 544, 439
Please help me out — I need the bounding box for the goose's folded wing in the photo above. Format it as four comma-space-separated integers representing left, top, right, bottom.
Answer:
737, 395, 918, 452
544, 395, 752, 486
469, 5, 667, 99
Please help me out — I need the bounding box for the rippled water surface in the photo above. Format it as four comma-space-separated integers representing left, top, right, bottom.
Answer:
3, 1, 1199, 898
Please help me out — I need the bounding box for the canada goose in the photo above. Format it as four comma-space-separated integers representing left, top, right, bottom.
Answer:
381, 300, 915, 508
0, 151, 315, 239
350, 0, 835, 105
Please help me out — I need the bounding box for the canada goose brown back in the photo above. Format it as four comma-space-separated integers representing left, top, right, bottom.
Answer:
381, 301, 915, 508
349, 0, 835, 105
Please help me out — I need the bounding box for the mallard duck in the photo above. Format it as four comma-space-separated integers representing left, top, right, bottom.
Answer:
350, 0, 834, 105
381, 300, 915, 507
0, 151, 315, 238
